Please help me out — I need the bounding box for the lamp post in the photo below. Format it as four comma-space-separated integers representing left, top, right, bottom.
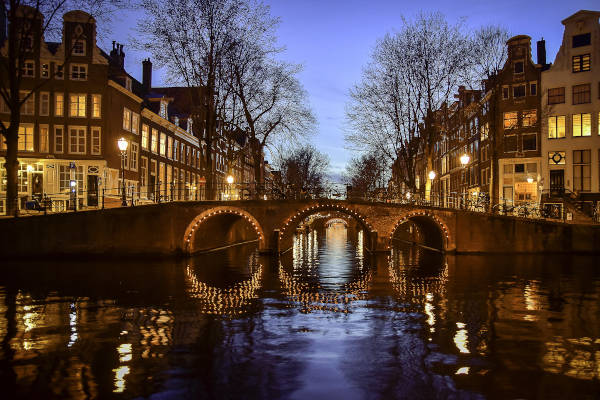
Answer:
226, 174, 234, 200
460, 153, 470, 209
117, 138, 129, 207
427, 170, 436, 206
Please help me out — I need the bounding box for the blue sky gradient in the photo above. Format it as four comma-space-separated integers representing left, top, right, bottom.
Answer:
105, 0, 599, 178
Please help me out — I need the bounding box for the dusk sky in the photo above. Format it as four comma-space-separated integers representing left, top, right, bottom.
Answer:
107, 0, 599, 179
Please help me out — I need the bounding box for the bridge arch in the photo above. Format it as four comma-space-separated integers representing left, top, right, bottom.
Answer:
183, 206, 266, 254
325, 218, 349, 227
278, 203, 375, 252
389, 211, 451, 252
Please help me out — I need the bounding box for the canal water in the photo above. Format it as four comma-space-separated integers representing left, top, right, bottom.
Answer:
1, 223, 599, 399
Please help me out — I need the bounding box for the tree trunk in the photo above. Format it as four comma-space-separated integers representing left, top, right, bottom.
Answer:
252, 147, 263, 200
4, 125, 19, 217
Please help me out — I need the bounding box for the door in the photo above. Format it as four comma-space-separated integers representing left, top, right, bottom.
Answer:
31, 173, 43, 198
87, 175, 98, 206
550, 170, 564, 196
149, 175, 156, 200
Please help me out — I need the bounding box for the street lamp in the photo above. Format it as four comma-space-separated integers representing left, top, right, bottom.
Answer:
459, 153, 470, 210
428, 170, 436, 180
226, 175, 234, 184
117, 137, 129, 207
526, 176, 534, 184
226, 174, 234, 200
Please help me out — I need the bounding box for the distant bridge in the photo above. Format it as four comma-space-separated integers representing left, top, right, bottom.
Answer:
1, 199, 599, 257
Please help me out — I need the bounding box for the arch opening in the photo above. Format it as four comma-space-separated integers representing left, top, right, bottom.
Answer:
278, 204, 374, 253
183, 207, 265, 255
390, 214, 448, 252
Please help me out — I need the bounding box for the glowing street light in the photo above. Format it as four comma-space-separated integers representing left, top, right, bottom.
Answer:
226, 175, 234, 184
527, 176, 534, 184
460, 153, 470, 166
428, 170, 436, 180
117, 138, 129, 207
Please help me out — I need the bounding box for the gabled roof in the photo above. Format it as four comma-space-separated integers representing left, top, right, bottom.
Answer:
562, 10, 600, 25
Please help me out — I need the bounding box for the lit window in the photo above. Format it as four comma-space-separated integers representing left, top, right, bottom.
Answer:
548, 151, 565, 165
70, 64, 87, 80
503, 112, 518, 129
40, 92, 50, 116
55, 93, 64, 116
69, 94, 86, 117
123, 108, 131, 131
54, 126, 64, 153
72, 40, 85, 56
168, 137, 173, 159
151, 128, 158, 153
18, 124, 34, 151
548, 116, 566, 139
91, 127, 101, 155
39, 125, 49, 153
572, 113, 591, 137
131, 113, 139, 134
140, 157, 147, 188
130, 143, 138, 171
572, 84, 591, 105
22, 61, 34, 77
522, 110, 537, 127
69, 126, 86, 154
141, 124, 149, 149
173, 140, 178, 161
548, 87, 565, 104
572, 54, 591, 73
92, 94, 101, 118
159, 133, 166, 156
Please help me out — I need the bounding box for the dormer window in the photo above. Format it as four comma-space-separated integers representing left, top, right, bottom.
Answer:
159, 100, 168, 119
72, 40, 86, 56
125, 77, 132, 91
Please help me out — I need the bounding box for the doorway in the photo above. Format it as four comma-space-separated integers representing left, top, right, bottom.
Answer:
550, 170, 564, 196
87, 175, 98, 206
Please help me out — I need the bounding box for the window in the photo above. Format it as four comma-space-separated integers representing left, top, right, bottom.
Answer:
140, 157, 148, 188
573, 33, 591, 48
22, 61, 34, 77
159, 133, 166, 156
503, 112, 518, 129
41, 63, 49, 78
572, 84, 591, 104
72, 39, 85, 56
122, 108, 132, 131
151, 128, 158, 153
522, 110, 537, 127
141, 124, 149, 149
130, 143, 139, 171
40, 92, 49, 116
17, 124, 34, 151
20, 92, 34, 115
167, 137, 173, 159
515, 163, 525, 173
54, 126, 64, 153
548, 87, 565, 104
572, 113, 591, 137
58, 165, 83, 193
131, 113, 139, 134
55, 93, 64, 116
513, 85, 525, 98
573, 150, 591, 192
572, 54, 591, 73
548, 151, 566, 165
39, 125, 49, 153
70, 64, 87, 80
173, 140, 178, 161
69, 94, 86, 117
529, 82, 537, 96
480, 122, 489, 141
514, 61, 524, 74
523, 134, 537, 151
55, 64, 64, 79
502, 86, 509, 99
504, 135, 517, 152
91, 127, 101, 155
69, 126, 86, 154
92, 94, 101, 118
548, 115, 566, 138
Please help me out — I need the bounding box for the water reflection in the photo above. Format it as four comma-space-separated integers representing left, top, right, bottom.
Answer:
0, 230, 599, 398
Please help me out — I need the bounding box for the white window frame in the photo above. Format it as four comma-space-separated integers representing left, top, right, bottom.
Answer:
17, 123, 34, 151
141, 124, 149, 149
54, 126, 64, 154
70, 64, 87, 81
39, 124, 49, 153
72, 39, 86, 56
131, 113, 139, 134
69, 94, 87, 117
40, 92, 50, 116
91, 126, 101, 155
41, 62, 50, 79
130, 142, 139, 171
20, 91, 35, 115
68, 126, 86, 155
55, 93, 64, 117
123, 108, 132, 131
91, 94, 101, 118
22, 60, 35, 77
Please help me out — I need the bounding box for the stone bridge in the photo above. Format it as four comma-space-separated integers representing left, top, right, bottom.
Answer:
1, 199, 599, 257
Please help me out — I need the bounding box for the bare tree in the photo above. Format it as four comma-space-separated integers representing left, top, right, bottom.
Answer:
343, 152, 387, 200
0, 0, 125, 216
276, 144, 329, 199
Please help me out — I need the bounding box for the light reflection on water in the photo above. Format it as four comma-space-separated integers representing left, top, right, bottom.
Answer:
0, 225, 599, 399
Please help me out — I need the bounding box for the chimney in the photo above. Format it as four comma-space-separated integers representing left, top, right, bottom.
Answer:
537, 38, 546, 66
0, 1, 7, 45
142, 58, 152, 93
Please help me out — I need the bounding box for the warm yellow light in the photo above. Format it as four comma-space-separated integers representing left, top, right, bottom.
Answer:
428, 170, 436, 180
405, 192, 411, 200
527, 176, 534, 184
226, 175, 234, 184
460, 154, 470, 166
117, 137, 129, 152
26, 165, 34, 172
